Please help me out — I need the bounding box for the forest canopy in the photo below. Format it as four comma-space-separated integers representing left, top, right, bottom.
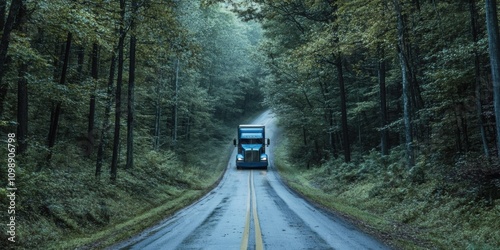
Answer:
218, 0, 500, 169
0, 0, 265, 172
0, 2, 266, 247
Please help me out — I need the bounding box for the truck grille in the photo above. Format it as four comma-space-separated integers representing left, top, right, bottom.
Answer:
244, 150, 260, 162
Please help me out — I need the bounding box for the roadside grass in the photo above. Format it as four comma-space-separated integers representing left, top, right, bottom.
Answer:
274, 137, 500, 249
0, 130, 234, 250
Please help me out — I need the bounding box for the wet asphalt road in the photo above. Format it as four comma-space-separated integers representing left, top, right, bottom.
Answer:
110, 111, 390, 250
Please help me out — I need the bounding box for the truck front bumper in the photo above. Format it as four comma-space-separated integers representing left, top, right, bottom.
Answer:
236, 161, 268, 169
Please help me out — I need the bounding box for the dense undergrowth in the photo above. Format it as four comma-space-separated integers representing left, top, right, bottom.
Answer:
0, 129, 234, 250
275, 137, 500, 249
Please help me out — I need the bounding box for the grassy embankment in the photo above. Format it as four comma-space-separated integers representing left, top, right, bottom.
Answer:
0, 142, 230, 250
0, 113, 263, 250
274, 137, 500, 249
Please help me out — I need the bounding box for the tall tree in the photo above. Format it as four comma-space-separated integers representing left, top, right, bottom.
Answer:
485, 0, 500, 158
0, 0, 23, 118
336, 55, 350, 162
88, 43, 98, 136
96, 53, 116, 178
394, 0, 415, 168
0, 0, 6, 31
111, 0, 126, 181
379, 54, 389, 156
126, 0, 138, 169
469, 0, 489, 158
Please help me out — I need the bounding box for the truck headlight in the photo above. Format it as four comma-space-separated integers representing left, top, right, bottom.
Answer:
260, 155, 267, 161
237, 154, 244, 161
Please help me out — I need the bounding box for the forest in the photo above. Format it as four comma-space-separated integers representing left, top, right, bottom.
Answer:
242, 0, 500, 248
1, 0, 500, 249
0, 0, 265, 248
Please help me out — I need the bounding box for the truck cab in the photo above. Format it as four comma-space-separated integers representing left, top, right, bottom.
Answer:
233, 125, 270, 169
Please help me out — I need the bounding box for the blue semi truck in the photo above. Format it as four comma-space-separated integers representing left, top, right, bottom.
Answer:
233, 125, 270, 169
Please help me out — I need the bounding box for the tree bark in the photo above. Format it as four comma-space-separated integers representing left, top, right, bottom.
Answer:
0, 0, 23, 118
394, 0, 415, 168
88, 43, 98, 135
126, 0, 139, 169
126, 31, 136, 169
111, 0, 126, 181
379, 55, 389, 156
0, 0, 6, 31
336, 56, 350, 163
485, 0, 500, 158
96, 54, 116, 178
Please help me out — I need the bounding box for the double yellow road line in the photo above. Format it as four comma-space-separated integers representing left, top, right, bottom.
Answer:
240, 171, 264, 250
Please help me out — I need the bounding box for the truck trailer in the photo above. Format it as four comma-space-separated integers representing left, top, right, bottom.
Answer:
233, 125, 270, 169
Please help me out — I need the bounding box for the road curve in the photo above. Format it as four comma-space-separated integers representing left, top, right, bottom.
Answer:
109, 110, 390, 250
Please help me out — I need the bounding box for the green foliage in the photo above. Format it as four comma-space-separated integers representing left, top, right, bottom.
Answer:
0, 0, 267, 248
178, 3, 264, 120
0, 122, 234, 249
275, 137, 500, 249
246, 0, 497, 167
2, 0, 500, 247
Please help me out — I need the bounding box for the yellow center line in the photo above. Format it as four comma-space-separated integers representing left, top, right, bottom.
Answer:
240, 171, 251, 250
251, 171, 264, 250
240, 171, 264, 250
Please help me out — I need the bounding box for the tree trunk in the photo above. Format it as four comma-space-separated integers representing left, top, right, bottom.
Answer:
379, 55, 389, 156
485, 0, 500, 158
111, 0, 126, 181
0, 0, 23, 118
47, 32, 72, 151
394, 0, 415, 168
88, 43, 98, 135
471, 0, 490, 158
336, 56, 350, 163
126, 34, 136, 169
126, 0, 139, 169
96, 54, 116, 178
0, 0, 6, 31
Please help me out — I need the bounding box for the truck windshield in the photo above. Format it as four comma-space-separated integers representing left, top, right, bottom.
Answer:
240, 138, 263, 144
